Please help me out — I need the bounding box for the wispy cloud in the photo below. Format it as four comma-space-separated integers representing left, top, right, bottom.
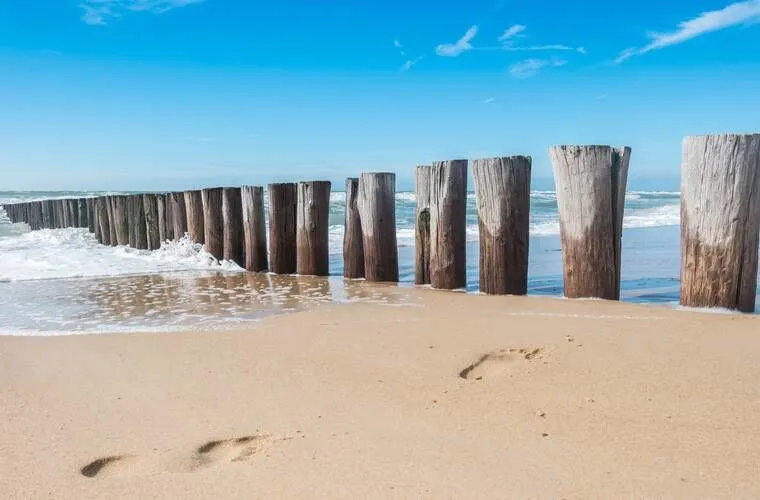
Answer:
393, 38, 406, 57
79, 0, 205, 26
498, 24, 527, 42
436, 25, 478, 57
481, 97, 496, 104
400, 56, 424, 72
614, 0, 760, 63
593, 93, 609, 100
508, 57, 566, 78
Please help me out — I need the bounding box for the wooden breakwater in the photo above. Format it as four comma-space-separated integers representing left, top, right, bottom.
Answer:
3, 133, 760, 313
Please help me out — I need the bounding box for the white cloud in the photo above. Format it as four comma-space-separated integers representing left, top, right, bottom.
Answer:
394, 39, 403, 49
615, 0, 760, 63
508, 57, 566, 78
400, 56, 423, 72
498, 24, 527, 42
577, 46, 587, 54
481, 97, 496, 104
501, 44, 578, 52
435, 25, 478, 57
79, 0, 205, 25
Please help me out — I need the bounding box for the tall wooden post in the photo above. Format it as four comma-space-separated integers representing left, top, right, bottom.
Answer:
267, 183, 297, 274
241, 186, 268, 272
415, 165, 431, 285
60, 200, 70, 228
472, 156, 532, 295
41, 200, 52, 229
164, 193, 175, 241
96, 197, 111, 245
86, 199, 95, 233
223, 187, 245, 266
296, 181, 331, 276
681, 134, 760, 312
184, 190, 205, 244
171, 192, 187, 240
78, 199, 88, 228
201, 187, 224, 260
143, 194, 161, 250
357, 172, 398, 282
131, 195, 148, 250
430, 160, 468, 290
112, 195, 130, 246
69, 200, 79, 229
106, 197, 117, 246
343, 177, 364, 279
549, 145, 631, 300
156, 194, 167, 244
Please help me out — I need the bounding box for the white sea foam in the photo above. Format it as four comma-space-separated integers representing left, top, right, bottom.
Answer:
0, 228, 242, 282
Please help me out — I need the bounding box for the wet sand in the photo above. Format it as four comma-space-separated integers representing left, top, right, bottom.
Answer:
2, 287, 760, 498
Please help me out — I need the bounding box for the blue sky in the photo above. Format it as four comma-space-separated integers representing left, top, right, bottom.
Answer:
2, 0, 760, 191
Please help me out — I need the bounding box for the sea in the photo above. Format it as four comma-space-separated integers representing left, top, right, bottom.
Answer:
2, 189, 745, 335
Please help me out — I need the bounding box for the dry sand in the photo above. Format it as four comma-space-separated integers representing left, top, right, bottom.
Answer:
2, 287, 760, 499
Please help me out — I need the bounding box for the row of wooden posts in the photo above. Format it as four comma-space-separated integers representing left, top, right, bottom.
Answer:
3, 134, 760, 313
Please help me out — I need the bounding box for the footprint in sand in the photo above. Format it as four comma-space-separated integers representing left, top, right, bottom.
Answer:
459, 347, 544, 381
80, 433, 284, 478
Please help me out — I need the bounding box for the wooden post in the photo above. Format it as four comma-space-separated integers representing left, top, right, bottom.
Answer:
156, 194, 167, 244
184, 190, 205, 244
69, 199, 79, 229
241, 186, 268, 272
296, 181, 331, 276
343, 177, 364, 279
222, 187, 245, 266
106, 197, 117, 246
267, 183, 297, 274
96, 197, 111, 245
201, 187, 224, 259
41, 200, 52, 229
143, 194, 161, 250
681, 134, 760, 312
472, 156, 532, 295
164, 193, 175, 241
171, 192, 187, 240
112, 195, 130, 246
549, 145, 631, 300
86, 199, 95, 233
357, 172, 398, 282
78, 199, 88, 228
430, 160, 468, 290
415, 166, 431, 285
59, 200, 70, 228
132, 195, 148, 250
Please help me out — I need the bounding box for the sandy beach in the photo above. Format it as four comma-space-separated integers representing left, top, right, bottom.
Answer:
3, 286, 760, 499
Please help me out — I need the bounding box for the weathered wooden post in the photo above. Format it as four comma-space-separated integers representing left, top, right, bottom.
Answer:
78, 199, 88, 228
106, 197, 117, 246
156, 194, 167, 243
222, 187, 245, 266
96, 197, 111, 245
681, 134, 760, 312
171, 192, 187, 240
430, 160, 468, 290
164, 193, 175, 241
201, 187, 224, 260
86, 199, 95, 233
357, 172, 398, 282
415, 166, 431, 285
241, 186, 268, 272
58, 200, 69, 228
296, 181, 331, 276
343, 177, 364, 279
184, 190, 205, 244
131, 194, 148, 250
267, 183, 297, 274
472, 156, 532, 295
42, 200, 52, 229
549, 145, 631, 300
143, 194, 161, 250
111, 195, 130, 246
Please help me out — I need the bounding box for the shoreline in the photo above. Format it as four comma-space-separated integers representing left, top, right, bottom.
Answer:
3, 290, 760, 498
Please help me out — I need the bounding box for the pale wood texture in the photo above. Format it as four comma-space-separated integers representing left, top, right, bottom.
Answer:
472, 156, 531, 295
96, 197, 110, 245
414, 165, 431, 285
549, 145, 631, 300
184, 190, 205, 244
143, 194, 161, 250
201, 188, 224, 260
267, 183, 298, 274
156, 194, 167, 244
106, 197, 117, 246
357, 172, 398, 282
170, 192, 187, 240
430, 160, 468, 290
77, 199, 88, 228
86, 199, 95, 233
296, 181, 331, 276
241, 186, 268, 272
164, 194, 175, 241
131, 195, 148, 250
222, 188, 245, 266
681, 134, 760, 312
343, 177, 364, 279
112, 195, 130, 246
